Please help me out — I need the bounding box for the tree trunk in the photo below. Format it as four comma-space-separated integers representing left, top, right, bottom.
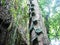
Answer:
0, 0, 12, 45
29, 0, 49, 45
0, 0, 49, 45
0, 0, 27, 45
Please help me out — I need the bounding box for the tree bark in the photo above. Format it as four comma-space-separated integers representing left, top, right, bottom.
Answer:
29, 0, 49, 45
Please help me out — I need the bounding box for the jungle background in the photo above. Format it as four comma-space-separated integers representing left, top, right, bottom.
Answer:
0, 0, 60, 45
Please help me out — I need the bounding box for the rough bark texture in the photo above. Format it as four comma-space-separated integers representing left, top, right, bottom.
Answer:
0, 0, 27, 45
0, 0, 12, 45
29, 0, 49, 45
0, 0, 49, 45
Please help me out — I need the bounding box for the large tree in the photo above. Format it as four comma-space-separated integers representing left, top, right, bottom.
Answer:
0, 0, 49, 45
29, 0, 49, 45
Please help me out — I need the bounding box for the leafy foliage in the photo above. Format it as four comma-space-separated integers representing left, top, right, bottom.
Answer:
38, 0, 60, 40
49, 13, 60, 39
